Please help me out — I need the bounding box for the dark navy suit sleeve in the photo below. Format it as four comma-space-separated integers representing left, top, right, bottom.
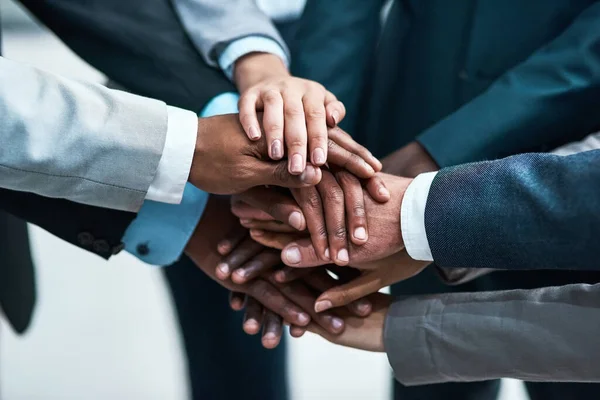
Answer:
425, 150, 600, 270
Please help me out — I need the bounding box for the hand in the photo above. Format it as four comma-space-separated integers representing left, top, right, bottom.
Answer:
234, 53, 350, 174
248, 173, 412, 268
230, 171, 391, 266
227, 268, 376, 349
184, 195, 314, 328
382, 141, 439, 177
313, 251, 428, 313
191, 114, 382, 194
291, 293, 392, 353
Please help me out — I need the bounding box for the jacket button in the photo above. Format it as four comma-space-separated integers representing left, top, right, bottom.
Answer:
93, 240, 110, 255
77, 232, 94, 247
136, 243, 150, 256
111, 242, 125, 255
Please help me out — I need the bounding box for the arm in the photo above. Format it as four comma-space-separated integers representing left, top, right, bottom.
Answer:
418, 4, 600, 167
415, 149, 600, 270
385, 283, 600, 385
0, 56, 171, 212
170, 0, 288, 67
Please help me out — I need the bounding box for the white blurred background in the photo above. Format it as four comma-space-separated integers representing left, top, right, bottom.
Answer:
0, 1, 528, 399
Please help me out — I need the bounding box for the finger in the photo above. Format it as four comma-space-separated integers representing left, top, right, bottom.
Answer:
328, 127, 382, 172
290, 325, 307, 338
229, 291, 247, 311
273, 266, 314, 283
324, 91, 346, 127
364, 175, 391, 203
313, 273, 383, 313
275, 279, 345, 335
281, 239, 328, 268
334, 170, 368, 246
239, 219, 298, 233
302, 90, 328, 167
316, 172, 348, 266
282, 91, 308, 174
232, 250, 282, 284
236, 186, 306, 230
303, 270, 372, 317
258, 161, 322, 188
243, 297, 264, 335
327, 140, 376, 179
247, 279, 311, 327
249, 229, 305, 250
262, 310, 284, 349
261, 89, 285, 160
216, 223, 247, 256
291, 186, 329, 261
238, 90, 262, 140
216, 237, 263, 280
231, 199, 275, 222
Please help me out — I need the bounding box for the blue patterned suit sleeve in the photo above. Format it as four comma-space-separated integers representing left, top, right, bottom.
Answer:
122, 92, 240, 266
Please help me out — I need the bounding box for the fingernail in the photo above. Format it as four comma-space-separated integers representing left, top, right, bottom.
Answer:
379, 187, 390, 198
263, 332, 277, 341
218, 263, 230, 275
251, 229, 264, 237
331, 317, 344, 331
337, 249, 349, 263
275, 270, 286, 282
235, 269, 248, 278
240, 218, 252, 225
284, 246, 301, 264
364, 162, 375, 175
324, 248, 330, 260
271, 140, 283, 159
217, 241, 231, 254
298, 312, 310, 325
290, 154, 304, 174
354, 227, 367, 240
315, 300, 333, 313
312, 148, 326, 165
300, 166, 314, 182
332, 111, 339, 126
249, 126, 261, 140
288, 211, 304, 230
355, 299, 371, 314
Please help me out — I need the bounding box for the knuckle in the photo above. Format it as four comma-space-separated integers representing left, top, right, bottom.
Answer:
284, 106, 305, 118
333, 226, 347, 240
239, 113, 255, 127
324, 185, 344, 204
263, 90, 282, 104
250, 280, 272, 301
273, 162, 292, 184
265, 123, 283, 134
305, 107, 326, 121
352, 203, 366, 218
304, 189, 322, 210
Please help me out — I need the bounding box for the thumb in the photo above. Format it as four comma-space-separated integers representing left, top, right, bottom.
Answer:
254, 161, 322, 188
314, 273, 382, 312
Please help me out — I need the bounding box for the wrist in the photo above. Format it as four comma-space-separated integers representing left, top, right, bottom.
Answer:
382, 142, 439, 178
234, 53, 290, 92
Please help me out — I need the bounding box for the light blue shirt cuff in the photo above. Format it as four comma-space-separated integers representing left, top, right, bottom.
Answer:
122, 92, 240, 266
219, 36, 290, 81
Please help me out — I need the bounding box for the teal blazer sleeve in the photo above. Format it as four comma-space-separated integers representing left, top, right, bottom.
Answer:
419, 4, 600, 167
424, 149, 600, 270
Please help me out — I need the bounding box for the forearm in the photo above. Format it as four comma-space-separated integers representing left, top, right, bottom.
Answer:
0, 57, 170, 212
385, 283, 600, 385
418, 3, 600, 167
171, 0, 288, 67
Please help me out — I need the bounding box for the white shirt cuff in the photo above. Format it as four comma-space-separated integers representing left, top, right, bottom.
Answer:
401, 172, 438, 262
218, 36, 290, 81
145, 106, 198, 204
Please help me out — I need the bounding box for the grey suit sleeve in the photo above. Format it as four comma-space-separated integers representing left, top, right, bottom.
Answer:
384, 283, 600, 385
0, 56, 169, 212
171, 0, 288, 66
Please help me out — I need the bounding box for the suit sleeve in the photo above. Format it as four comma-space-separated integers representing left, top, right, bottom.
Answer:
384, 283, 600, 385
171, 0, 288, 66
0, 189, 134, 259
418, 4, 600, 167
0, 56, 168, 212
423, 150, 600, 270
